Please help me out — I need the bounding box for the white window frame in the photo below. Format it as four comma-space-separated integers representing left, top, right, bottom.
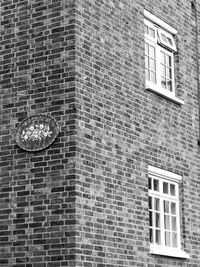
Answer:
157, 28, 177, 52
144, 11, 184, 105
148, 166, 190, 259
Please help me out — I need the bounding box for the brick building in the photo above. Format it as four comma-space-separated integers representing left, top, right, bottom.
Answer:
0, 0, 200, 266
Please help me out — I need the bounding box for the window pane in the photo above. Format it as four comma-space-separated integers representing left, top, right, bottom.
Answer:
161, 33, 167, 42
149, 196, 152, 209
161, 64, 166, 76
151, 71, 156, 83
167, 80, 172, 91
164, 215, 170, 230
145, 43, 149, 54
169, 69, 172, 79
166, 67, 172, 79
153, 179, 159, 191
150, 58, 156, 71
171, 216, 177, 231
145, 25, 148, 34
164, 200, 169, 213
146, 69, 150, 81
160, 51, 165, 63
148, 177, 152, 190
149, 45, 155, 58
154, 198, 160, 211
167, 37, 173, 46
149, 27, 155, 38
165, 231, 171, 246
172, 233, 178, 247
149, 211, 152, 226
161, 76, 166, 88
170, 184, 176, 196
171, 202, 176, 215
155, 230, 161, 245
155, 213, 160, 228
163, 182, 168, 194
145, 56, 149, 68
166, 55, 172, 66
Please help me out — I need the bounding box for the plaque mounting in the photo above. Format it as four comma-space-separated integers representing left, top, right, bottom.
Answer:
15, 114, 59, 151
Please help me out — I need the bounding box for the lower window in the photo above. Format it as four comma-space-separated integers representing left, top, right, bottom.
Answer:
148, 166, 189, 259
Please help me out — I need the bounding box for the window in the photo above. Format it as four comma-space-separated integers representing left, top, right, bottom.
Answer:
144, 11, 184, 105
148, 166, 189, 258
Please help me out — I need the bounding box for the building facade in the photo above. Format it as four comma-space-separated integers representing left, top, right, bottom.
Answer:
0, 0, 200, 266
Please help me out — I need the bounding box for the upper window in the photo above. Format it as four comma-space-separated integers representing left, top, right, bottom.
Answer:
144, 11, 184, 105
148, 166, 189, 259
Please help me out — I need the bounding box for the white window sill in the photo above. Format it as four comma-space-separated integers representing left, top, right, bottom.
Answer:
146, 85, 184, 105
150, 245, 190, 259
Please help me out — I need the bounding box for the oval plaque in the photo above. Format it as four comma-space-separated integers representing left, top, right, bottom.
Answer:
15, 114, 59, 151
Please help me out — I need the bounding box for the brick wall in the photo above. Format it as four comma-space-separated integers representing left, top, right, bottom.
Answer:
0, 0, 77, 266
1, 0, 200, 266
75, 0, 200, 266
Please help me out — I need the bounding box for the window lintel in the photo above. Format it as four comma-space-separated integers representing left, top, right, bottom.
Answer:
144, 10, 177, 35
148, 165, 182, 183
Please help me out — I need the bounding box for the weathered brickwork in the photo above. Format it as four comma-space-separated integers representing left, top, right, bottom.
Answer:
0, 0, 200, 266
0, 0, 76, 266
75, 0, 200, 266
